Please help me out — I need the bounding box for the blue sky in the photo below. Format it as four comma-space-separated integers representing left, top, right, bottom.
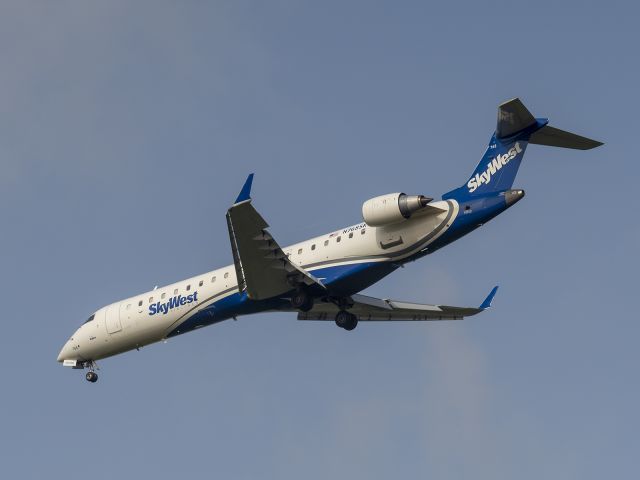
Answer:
1, 1, 638, 478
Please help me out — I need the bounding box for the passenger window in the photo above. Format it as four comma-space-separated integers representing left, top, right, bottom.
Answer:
161, 293, 166, 300
199, 280, 203, 287
361, 229, 366, 235
298, 248, 303, 254
311, 244, 316, 251
174, 288, 178, 295
138, 300, 143, 307
324, 240, 329, 246
186, 285, 191, 291
211, 276, 216, 283
349, 232, 353, 239
149, 297, 154, 303
224, 272, 229, 279
336, 236, 341, 243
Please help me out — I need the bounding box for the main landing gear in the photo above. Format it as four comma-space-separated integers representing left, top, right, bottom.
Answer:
291, 288, 314, 312
85, 371, 98, 383
292, 291, 358, 331
335, 310, 358, 331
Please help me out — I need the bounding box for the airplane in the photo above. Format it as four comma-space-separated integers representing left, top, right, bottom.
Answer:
57, 98, 602, 382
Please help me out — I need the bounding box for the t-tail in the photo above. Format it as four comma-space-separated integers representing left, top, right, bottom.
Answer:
443, 98, 603, 202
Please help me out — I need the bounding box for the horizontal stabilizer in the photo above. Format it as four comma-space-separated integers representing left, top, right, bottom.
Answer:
529, 125, 603, 150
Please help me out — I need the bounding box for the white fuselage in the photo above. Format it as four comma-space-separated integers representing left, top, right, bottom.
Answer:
57, 200, 457, 364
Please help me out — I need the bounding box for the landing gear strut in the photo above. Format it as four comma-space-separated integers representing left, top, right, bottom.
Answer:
82, 360, 99, 383
291, 289, 314, 312
335, 310, 358, 331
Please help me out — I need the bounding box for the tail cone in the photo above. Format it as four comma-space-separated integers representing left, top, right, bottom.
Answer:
505, 189, 525, 207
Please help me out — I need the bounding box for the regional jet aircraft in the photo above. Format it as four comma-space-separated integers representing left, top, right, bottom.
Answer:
57, 98, 602, 382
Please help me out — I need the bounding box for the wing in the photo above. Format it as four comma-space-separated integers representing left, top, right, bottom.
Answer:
226, 174, 325, 300
298, 286, 498, 321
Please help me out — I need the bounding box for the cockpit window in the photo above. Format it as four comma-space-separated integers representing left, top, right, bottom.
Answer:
84, 314, 95, 324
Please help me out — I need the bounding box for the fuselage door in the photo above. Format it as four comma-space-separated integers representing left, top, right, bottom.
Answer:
105, 303, 122, 334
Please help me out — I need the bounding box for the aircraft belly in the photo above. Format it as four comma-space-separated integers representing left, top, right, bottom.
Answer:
309, 261, 398, 296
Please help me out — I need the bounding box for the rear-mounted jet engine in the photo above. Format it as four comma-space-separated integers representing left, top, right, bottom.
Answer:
362, 192, 433, 227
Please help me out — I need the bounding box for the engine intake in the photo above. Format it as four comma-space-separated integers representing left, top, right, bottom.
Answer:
362, 193, 433, 227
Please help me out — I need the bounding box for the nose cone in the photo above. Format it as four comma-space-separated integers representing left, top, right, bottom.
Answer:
57, 340, 73, 363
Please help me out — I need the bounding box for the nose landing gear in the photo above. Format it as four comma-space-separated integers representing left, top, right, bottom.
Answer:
81, 360, 99, 383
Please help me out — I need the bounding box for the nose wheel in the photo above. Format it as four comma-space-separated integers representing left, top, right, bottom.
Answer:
82, 360, 99, 383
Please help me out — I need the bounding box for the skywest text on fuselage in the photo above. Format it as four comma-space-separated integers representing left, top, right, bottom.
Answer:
149, 292, 198, 316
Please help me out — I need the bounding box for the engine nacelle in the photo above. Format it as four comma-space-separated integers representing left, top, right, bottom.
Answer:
362, 192, 433, 227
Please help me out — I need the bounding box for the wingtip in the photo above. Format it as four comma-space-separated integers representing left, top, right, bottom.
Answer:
234, 173, 254, 204
480, 285, 499, 310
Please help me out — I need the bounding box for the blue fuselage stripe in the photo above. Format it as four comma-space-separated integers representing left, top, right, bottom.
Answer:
168, 192, 514, 337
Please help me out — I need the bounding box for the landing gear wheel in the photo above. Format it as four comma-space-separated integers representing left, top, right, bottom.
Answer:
291, 289, 314, 312
86, 371, 98, 383
335, 310, 358, 331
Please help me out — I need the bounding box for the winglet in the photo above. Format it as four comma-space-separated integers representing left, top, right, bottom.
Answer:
235, 173, 254, 204
479, 286, 499, 310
